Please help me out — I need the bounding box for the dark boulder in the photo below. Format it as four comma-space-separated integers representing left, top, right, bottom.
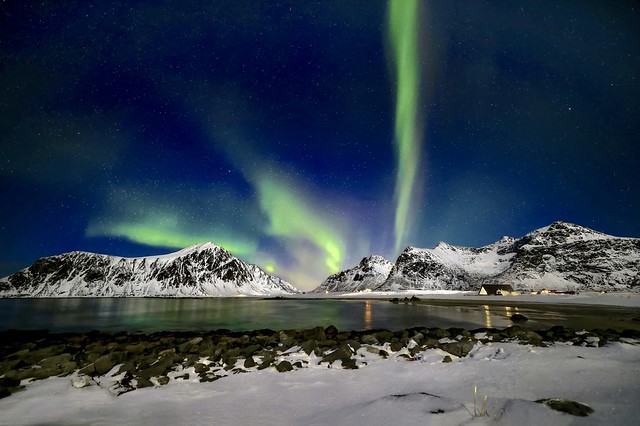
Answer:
321, 344, 356, 368
431, 328, 451, 339
80, 354, 116, 376
275, 361, 293, 372
194, 363, 209, 374
243, 356, 256, 368
373, 330, 394, 343
389, 341, 404, 352
324, 325, 339, 339
302, 326, 326, 342
501, 326, 522, 338
520, 331, 544, 346
0, 377, 21, 388
241, 344, 262, 358
278, 331, 296, 347
138, 354, 177, 380
300, 339, 318, 356
536, 398, 594, 417
510, 314, 528, 322
423, 337, 440, 349
440, 341, 475, 358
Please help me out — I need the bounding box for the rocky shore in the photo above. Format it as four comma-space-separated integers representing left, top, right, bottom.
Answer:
2, 325, 639, 399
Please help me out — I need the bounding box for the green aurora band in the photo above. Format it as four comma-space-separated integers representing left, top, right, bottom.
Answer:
255, 176, 344, 274
87, 221, 257, 257
388, 0, 424, 252
207, 115, 347, 281
85, 194, 258, 258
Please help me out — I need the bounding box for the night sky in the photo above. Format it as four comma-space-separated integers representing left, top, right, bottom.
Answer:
1, 1, 639, 291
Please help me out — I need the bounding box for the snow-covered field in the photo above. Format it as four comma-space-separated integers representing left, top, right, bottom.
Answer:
2, 337, 639, 425
299, 290, 640, 308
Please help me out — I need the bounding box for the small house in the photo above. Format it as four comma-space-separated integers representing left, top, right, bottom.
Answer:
478, 284, 515, 296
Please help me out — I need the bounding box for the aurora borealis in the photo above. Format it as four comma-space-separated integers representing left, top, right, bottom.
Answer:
388, 0, 424, 253
1, 1, 639, 290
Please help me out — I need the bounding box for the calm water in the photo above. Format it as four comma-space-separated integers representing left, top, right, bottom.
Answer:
0, 298, 638, 333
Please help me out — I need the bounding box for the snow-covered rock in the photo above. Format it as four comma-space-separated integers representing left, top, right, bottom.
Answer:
491, 221, 640, 292
313, 255, 393, 293
0, 242, 298, 297
382, 236, 517, 292
327, 221, 640, 293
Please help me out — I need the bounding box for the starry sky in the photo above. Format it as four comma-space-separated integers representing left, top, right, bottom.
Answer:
1, 1, 639, 291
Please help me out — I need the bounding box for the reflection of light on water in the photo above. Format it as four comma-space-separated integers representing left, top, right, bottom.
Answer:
483, 305, 491, 328
504, 306, 520, 322
483, 305, 521, 329
364, 300, 372, 330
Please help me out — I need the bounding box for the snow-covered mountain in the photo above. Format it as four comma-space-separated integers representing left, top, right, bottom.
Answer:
381, 236, 517, 291
321, 222, 640, 293
489, 221, 640, 291
313, 255, 393, 293
0, 242, 299, 297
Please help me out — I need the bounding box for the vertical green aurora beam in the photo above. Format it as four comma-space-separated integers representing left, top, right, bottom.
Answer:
388, 0, 424, 252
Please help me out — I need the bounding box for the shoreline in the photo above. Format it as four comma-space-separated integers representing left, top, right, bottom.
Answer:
290, 290, 640, 307
2, 321, 640, 424
2, 290, 640, 303
3, 290, 640, 307
2, 293, 639, 335
2, 322, 639, 400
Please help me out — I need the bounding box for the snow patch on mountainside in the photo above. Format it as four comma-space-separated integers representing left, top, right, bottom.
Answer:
430, 239, 515, 276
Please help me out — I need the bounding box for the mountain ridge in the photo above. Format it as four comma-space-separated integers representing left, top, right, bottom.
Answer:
316, 221, 640, 293
0, 242, 298, 297
3, 221, 638, 297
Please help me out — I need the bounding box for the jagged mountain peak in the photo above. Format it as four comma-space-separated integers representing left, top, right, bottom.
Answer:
434, 242, 456, 250
313, 254, 393, 293
143, 242, 229, 261
358, 254, 391, 266
181, 241, 226, 253
521, 221, 611, 247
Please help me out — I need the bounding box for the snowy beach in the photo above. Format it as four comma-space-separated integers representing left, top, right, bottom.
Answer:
1, 293, 639, 425
296, 290, 640, 308
1, 337, 639, 425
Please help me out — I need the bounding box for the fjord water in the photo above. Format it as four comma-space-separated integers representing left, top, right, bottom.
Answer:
0, 298, 638, 333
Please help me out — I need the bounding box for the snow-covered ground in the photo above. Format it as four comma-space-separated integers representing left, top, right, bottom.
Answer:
1, 340, 639, 425
297, 290, 640, 308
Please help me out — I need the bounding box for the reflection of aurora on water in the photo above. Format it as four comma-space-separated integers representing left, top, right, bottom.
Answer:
112, 298, 348, 332
2, 299, 639, 334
